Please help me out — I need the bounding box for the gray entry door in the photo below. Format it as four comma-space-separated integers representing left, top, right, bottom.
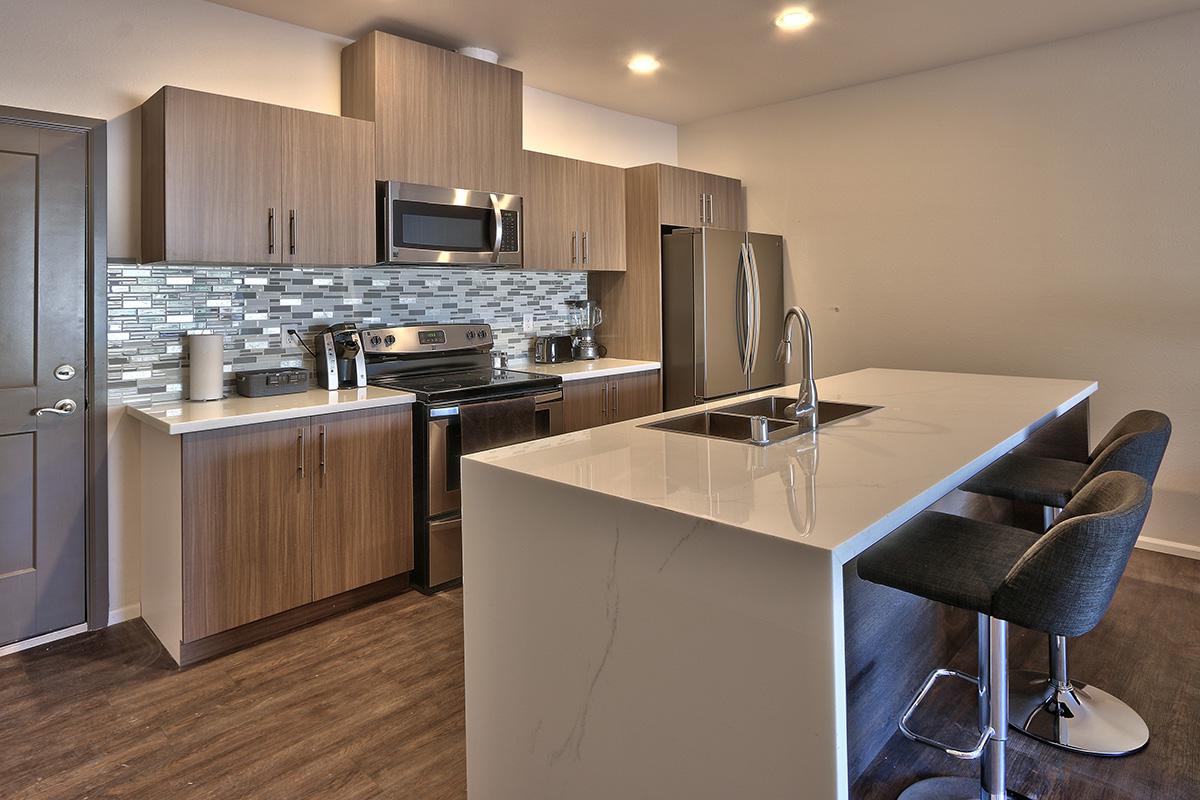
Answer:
0, 121, 88, 644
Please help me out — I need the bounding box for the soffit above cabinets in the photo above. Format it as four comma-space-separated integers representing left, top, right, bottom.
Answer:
207, 0, 1200, 123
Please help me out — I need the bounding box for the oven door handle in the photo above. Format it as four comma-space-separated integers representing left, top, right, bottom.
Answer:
490, 193, 503, 264
429, 405, 460, 419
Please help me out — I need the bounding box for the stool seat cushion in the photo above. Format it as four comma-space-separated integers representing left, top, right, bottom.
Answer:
960, 453, 1087, 508
857, 512, 1039, 615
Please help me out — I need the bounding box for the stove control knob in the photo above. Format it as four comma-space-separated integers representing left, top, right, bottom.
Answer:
466, 330, 476, 340
479, 328, 489, 339
384, 334, 396, 346
371, 335, 382, 347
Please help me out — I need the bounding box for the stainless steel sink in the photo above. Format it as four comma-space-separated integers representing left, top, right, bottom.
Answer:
717, 397, 880, 427
647, 411, 797, 443
642, 398, 880, 446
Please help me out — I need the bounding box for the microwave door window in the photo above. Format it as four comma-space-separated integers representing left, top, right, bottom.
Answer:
394, 200, 492, 252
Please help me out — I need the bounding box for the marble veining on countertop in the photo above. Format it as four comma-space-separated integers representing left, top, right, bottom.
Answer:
465, 368, 1097, 561
509, 358, 660, 381
126, 386, 415, 435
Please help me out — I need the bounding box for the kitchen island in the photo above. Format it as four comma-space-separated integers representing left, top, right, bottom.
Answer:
460, 369, 1096, 799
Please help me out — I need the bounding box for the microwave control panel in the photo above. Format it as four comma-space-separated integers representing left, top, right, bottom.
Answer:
500, 210, 520, 252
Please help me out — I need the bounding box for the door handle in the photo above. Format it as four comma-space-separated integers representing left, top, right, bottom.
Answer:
297, 428, 305, 476
490, 193, 503, 263
268, 208, 276, 255
699, 192, 705, 225
612, 382, 619, 418
706, 193, 714, 224
288, 210, 296, 256
582, 231, 589, 265
319, 424, 327, 477
601, 383, 608, 418
34, 399, 77, 416
747, 243, 762, 372
571, 230, 578, 264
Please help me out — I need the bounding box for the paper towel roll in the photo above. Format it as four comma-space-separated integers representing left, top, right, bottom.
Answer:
188, 333, 225, 401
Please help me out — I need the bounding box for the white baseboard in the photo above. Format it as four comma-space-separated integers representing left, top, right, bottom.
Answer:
107, 603, 142, 626
1136, 536, 1200, 561
0, 623, 89, 659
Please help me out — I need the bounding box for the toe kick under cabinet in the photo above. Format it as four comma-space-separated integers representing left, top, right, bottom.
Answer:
139, 406, 413, 666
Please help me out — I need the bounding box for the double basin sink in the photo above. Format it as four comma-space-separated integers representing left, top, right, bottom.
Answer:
643, 396, 879, 446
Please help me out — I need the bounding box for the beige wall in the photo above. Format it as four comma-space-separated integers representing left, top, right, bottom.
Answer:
679, 12, 1200, 553
0, 0, 679, 618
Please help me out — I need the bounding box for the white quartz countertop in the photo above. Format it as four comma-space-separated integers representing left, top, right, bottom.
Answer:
465, 368, 1096, 562
126, 386, 415, 435
509, 358, 659, 382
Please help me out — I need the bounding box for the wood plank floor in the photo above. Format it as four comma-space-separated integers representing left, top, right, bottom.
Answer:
1, 549, 1196, 799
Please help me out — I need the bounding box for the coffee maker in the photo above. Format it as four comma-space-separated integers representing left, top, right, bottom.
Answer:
315, 323, 367, 389
567, 299, 605, 360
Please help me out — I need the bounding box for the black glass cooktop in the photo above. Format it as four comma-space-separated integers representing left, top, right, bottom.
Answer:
369, 367, 560, 403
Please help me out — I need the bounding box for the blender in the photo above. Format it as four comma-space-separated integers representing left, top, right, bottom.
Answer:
567, 299, 605, 360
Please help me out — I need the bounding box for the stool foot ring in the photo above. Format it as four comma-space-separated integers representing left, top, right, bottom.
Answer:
898, 776, 1033, 800
1008, 669, 1149, 756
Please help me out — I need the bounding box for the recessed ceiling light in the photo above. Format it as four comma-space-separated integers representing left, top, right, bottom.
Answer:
627, 54, 661, 75
775, 7, 815, 31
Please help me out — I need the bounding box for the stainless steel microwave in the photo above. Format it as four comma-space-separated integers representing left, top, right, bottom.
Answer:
378, 180, 522, 267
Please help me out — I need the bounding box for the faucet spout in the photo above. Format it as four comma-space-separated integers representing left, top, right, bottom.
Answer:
779, 305, 818, 425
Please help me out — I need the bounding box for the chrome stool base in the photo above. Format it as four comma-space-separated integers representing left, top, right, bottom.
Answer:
1009, 670, 1150, 756
899, 776, 1032, 800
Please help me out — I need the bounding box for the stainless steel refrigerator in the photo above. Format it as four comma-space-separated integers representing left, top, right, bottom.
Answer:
662, 228, 785, 410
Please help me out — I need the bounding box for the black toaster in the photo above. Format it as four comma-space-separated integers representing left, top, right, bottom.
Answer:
533, 334, 574, 364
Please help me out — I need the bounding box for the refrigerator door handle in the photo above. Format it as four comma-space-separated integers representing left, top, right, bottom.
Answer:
737, 243, 753, 375
747, 242, 762, 373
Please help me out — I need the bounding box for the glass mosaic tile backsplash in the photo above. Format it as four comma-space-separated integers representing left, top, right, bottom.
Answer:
107, 263, 588, 406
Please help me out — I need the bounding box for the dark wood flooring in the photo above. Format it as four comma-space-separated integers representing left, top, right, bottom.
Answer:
2, 550, 1196, 800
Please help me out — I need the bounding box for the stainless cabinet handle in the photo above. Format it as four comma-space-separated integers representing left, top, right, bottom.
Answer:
319, 424, 327, 476
571, 230, 578, 264
706, 193, 713, 224
613, 382, 619, 418
699, 193, 705, 224
297, 428, 304, 476
601, 383, 608, 417
268, 208, 276, 255
34, 399, 77, 417
582, 231, 589, 265
288, 210, 296, 256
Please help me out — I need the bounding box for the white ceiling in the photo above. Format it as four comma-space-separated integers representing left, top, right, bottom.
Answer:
208, 0, 1200, 123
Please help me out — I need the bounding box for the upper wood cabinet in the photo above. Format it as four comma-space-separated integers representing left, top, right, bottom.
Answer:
656, 163, 744, 229
522, 151, 625, 271
141, 86, 375, 266
342, 31, 523, 195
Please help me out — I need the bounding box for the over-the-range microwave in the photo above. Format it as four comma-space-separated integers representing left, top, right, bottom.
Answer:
377, 180, 522, 267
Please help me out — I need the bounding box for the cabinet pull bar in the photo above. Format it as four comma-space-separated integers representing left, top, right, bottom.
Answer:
319, 424, 327, 476
582, 231, 589, 265
288, 210, 296, 256
613, 382, 619, 417
297, 428, 304, 475
699, 193, 705, 225
268, 208, 276, 255
571, 230, 578, 264
706, 193, 713, 224
601, 383, 607, 417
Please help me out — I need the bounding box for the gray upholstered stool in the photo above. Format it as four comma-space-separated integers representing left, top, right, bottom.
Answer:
962, 410, 1170, 756
858, 472, 1152, 800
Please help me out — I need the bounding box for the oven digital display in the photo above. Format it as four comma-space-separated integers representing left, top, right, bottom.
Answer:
418, 330, 446, 345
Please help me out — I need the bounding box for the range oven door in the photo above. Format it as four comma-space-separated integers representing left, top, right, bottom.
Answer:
380, 180, 522, 267
420, 390, 563, 591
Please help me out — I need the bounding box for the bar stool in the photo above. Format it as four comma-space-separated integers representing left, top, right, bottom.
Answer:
858, 471, 1152, 799
961, 410, 1170, 756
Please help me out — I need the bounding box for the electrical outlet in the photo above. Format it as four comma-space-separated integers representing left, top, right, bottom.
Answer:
523, 313, 535, 334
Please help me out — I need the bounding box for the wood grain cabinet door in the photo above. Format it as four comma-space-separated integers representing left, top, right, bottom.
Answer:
580, 161, 626, 271
522, 151, 579, 270
181, 420, 312, 642
657, 164, 705, 228
143, 87, 283, 264
282, 109, 375, 265
311, 407, 413, 601
705, 173, 745, 230
563, 378, 610, 432
612, 371, 662, 422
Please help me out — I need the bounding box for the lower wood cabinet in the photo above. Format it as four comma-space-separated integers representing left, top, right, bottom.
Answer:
563, 371, 660, 432
141, 404, 413, 664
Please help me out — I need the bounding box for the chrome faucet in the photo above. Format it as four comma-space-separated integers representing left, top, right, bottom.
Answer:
777, 305, 818, 426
